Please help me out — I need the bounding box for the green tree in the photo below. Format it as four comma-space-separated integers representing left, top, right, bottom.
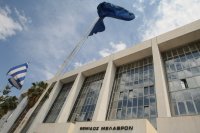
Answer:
27, 81, 48, 109
2, 85, 11, 95
0, 85, 18, 118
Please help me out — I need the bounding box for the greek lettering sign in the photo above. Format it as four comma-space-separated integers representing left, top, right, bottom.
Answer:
80, 126, 133, 131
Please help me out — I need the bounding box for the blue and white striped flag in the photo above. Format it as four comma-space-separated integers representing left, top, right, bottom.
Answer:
7, 63, 29, 89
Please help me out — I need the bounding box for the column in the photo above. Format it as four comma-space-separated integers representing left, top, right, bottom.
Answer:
14, 81, 60, 133
27, 81, 63, 133
57, 73, 85, 123
92, 61, 116, 121
152, 38, 171, 117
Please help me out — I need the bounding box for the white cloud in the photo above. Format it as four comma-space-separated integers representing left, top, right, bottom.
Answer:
0, 6, 29, 40
74, 62, 83, 68
142, 0, 200, 40
14, 8, 31, 29
32, 64, 55, 80
132, 1, 145, 13
99, 41, 127, 57
74, 58, 96, 69
44, 71, 54, 79
149, 0, 157, 5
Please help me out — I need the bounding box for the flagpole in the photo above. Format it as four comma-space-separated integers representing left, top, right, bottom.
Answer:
13, 18, 99, 131
55, 17, 99, 77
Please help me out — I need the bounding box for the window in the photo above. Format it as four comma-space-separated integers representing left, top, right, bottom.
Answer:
44, 82, 73, 123
180, 79, 188, 89
178, 102, 186, 115
116, 109, 122, 119
128, 90, 133, 98
119, 92, 123, 100
163, 41, 200, 116
107, 57, 157, 127
68, 72, 105, 122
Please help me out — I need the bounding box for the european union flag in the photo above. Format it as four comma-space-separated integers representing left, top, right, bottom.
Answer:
89, 2, 135, 36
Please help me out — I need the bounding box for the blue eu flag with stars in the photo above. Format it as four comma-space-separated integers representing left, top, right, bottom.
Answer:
89, 2, 135, 36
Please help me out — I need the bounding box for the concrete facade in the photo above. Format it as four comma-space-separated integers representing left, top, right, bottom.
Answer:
5, 20, 200, 133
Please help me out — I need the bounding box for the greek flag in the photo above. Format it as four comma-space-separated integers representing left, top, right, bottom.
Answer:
7, 63, 29, 89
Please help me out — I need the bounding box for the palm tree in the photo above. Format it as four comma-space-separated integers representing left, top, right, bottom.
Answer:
7, 81, 48, 133
27, 81, 48, 109
2, 85, 11, 95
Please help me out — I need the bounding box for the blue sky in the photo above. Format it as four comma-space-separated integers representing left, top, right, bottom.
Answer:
0, 0, 200, 96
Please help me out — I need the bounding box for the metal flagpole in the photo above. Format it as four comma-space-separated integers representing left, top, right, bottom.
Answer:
14, 18, 99, 131
55, 17, 99, 77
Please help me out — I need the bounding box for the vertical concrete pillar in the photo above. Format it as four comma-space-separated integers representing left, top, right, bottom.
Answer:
14, 80, 60, 133
92, 61, 116, 121
57, 73, 85, 123
152, 38, 171, 117
27, 81, 63, 133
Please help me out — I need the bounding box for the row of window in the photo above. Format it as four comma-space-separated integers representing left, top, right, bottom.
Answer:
42, 41, 200, 130
44, 82, 73, 123
68, 72, 105, 122
115, 86, 155, 100
163, 41, 200, 116
168, 76, 200, 92
162, 42, 200, 61
107, 57, 157, 128
167, 67, 200, 82
170, 88, 200, 115
117, 57, 153, 73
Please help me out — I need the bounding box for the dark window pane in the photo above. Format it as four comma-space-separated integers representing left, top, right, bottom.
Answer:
144, 96, 149, 106
132, 108, 137, 118
118, 100, 122, 108
178, 102, 186, 115
138, 107, 143, 118
144, 106, 150, 118
128, 90, 133, 98
132, 98, 137, 107
81, 106, 85, 112
150, 96, 156, 105
123, 91, 128, 100
127, 108, 132, 118
144, 87, 148, 95
133, 89, 137, 97
119, 92, 123, 100
117, 109, 122, 119
192, 51, 200, 58
150, 86, 154, 94
138, 89, 143, 97
150, 105, 156, 116
138, 97, 143, 106
123, 100, 127, 107
79, 113, 85, 121
172, 102, 178, 115
176, 64, 182, 71
170, 64, 176, 72
121, 108, 126, 119
127, 99, 132, 107
91, 105, 95, 112
194, 99, 200, 113
186, 101, 196, 114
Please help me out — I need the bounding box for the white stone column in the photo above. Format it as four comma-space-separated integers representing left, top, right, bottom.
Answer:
92, 61, 116, 121
14, 81, 60, 133
152, 38, 171, 117
27, 81, 63, 133
57, 73, 85, 123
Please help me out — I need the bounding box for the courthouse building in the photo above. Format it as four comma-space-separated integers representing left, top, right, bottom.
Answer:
3, 20, 200, 133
